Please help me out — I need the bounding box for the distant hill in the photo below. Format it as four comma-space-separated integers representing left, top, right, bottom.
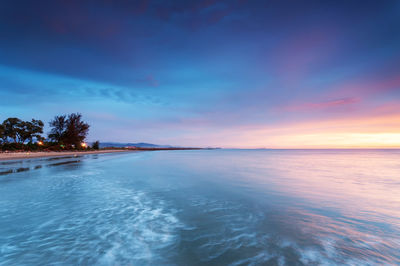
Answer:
98, 142, 172, 148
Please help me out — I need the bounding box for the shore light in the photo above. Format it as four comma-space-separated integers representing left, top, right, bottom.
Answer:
81, 142, 87, 148
38, 141, 44, 145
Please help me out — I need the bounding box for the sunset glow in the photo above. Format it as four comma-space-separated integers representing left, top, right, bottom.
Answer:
1, 1, 399, 148
223, 113, 400, 148
1, 1, 400, 265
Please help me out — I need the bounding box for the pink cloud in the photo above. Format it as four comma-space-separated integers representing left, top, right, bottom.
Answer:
145, 75, 159, 87
271, 27, 341, 85
136, 75, 159, 87
283, 97, 360, 112
329, 75, 400, 98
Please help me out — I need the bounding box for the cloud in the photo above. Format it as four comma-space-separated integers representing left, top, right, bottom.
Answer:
0, 65, 165, 107
1, 0, 400, 147
283, 97, 360, 112
136, 75, 159, 87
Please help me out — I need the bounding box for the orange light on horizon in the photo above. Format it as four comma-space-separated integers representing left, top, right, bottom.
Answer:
208, 112, 400, 149
81, 142, 87, 148
37, 141, 44, 145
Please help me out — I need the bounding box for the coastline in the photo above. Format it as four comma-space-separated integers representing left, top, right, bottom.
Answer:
0, 149, 134, 161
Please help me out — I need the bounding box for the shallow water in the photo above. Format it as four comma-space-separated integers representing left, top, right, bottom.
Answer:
0, 150, 399, 265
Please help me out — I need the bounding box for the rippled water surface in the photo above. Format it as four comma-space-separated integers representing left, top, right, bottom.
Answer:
0, 150, 399, 265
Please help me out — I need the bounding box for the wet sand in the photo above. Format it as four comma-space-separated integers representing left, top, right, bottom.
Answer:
0, 150, 133, 161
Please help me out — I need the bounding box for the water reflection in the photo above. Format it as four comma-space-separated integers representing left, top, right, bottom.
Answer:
47, 160, 81, 167
0, 156, 84, 179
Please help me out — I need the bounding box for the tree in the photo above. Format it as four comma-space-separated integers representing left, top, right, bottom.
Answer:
92, 140, 100, 150
48, 113, 90, 147
2, 118, 44, 144
48, 115, 67, 143
0, 124, 5, 144
2, 118, 23, 143
21, 119, 44, 143
64, 113, 90, 147
30, 119, 44, 142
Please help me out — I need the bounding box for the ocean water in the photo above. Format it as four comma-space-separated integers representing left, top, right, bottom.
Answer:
0, 149, 399, 265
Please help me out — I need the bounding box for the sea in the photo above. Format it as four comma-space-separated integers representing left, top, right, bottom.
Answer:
0, 149, 399, 265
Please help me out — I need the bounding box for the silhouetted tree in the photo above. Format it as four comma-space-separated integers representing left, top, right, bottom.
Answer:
21, 119, 44, 143
1, 118, 44, 144
48, 113, 90, 147
48, 115, 67, 143
92, 140, 100, 150
2, 118, 23, 143
64, 113, 90, 147
0, 124, 5, 144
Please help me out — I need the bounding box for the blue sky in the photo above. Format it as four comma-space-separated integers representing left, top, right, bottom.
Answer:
1, 0, 400, 147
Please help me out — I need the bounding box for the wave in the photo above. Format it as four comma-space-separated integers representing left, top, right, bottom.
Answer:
0, 182, 185, 265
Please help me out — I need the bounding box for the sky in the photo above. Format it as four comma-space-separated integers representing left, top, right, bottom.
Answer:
1, 0, 400, 148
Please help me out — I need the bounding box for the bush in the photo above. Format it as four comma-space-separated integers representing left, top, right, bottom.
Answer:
92, 141, 100, 150
1, 143, 23, 151
24, 143, 40, 151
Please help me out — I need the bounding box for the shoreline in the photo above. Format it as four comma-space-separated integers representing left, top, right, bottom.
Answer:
0, 150, 135, 161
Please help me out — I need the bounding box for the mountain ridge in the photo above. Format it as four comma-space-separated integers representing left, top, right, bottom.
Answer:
98, 142, 172, 148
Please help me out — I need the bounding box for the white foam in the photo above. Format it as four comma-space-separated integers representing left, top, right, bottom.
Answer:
0, 182, 184, 265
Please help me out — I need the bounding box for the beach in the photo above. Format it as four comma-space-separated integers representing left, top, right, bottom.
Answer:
0, 149, 133, 161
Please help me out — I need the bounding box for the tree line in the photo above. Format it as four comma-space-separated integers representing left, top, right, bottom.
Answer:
0, 113, 99, 151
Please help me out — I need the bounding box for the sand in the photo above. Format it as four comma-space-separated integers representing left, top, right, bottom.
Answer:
0, 150, 134, 161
